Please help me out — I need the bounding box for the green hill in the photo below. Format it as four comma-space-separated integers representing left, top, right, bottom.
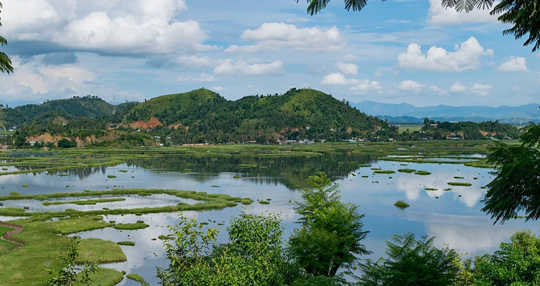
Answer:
122, 88, 395, 144
15, 95, 114, 120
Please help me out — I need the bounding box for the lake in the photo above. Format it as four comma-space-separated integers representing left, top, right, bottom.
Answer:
0, 152, 532, 285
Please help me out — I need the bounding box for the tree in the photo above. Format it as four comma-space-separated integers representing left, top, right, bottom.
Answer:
298, 0, 540, 52
288, 173, 370, 277
0, 1, 13, 74
157, 213, 297, 286
481, 122, 540, 223
358, 232, 460, 286
45, 237, 99, 286
470, 230, 540, 285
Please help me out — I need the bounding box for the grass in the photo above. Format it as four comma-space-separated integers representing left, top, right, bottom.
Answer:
127, 273, 148, 285
415, 171, 432, 175
373, 170, 396, 174
398, 169, 416, 173
107, 175, 116, 178
425, 188, 438, 191
43, 197, 126, 206
117, 241, 135, 246
113, 222, 149, 230
394, 200, 410, 209
454, 176, 464, 179
448, 182, 472, 187
259, 200, 270, 205
0, 216, 126, 286
0, 188, 252, 218
0, 226, 18, 253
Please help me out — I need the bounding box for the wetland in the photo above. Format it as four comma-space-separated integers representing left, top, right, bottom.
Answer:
0, 141, 532, 285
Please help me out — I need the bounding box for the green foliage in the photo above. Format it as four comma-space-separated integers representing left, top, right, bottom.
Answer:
45, 237, 99, 286
490, 0, 540, 52
469, 230, 540, 285
288, 173, 370, 277
482, 122, 540, 223
57, 138, 77, 148
359, 232, 460, 286
0, 1, 14, 74
157, 213, 296, 286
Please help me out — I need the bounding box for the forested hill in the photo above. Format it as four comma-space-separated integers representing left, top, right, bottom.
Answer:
123, 88, 394, 143
16, 95, 114, 120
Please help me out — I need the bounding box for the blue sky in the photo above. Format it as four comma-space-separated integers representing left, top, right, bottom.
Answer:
0, 0, 538, 107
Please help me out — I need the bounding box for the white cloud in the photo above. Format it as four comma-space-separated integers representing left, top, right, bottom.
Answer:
211, 86, 225, 91
497, 56, 528, 72
470, 83, 492, 96
398, 80, 424, 93
398, 37, 493, 72
177, 72, 217, 82
173, 56, 213, 69
225, 22, 346, 53
375, 67, 395, 76
213, 59, 284, 75
342, 54, 358, 61
4, 0, 213, 55
450, 82, 467, 92
335, 62, 358, 75
321, 73, 381, 92
450, 82, 491, 96
429, 85, 448, 96
428, 0, 499, 25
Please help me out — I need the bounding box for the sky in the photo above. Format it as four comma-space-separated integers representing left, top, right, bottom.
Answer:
0, 0, 538, 108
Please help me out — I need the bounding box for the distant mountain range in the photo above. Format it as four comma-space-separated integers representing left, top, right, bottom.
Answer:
352, 101, 540, 124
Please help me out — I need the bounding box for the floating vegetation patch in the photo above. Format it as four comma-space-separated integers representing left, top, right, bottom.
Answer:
158, 235, 174, 240
362, 176, 369, 178
371, 167, 381, 170
394, 200, 410, 209
126, 273, 147, 284
414, 171, 431, 175
238, 164, 257, 169
259, 200, 270, 205
233, 175, 242, 179
107, 175, 116, 179
117, 241, 135, 246
425, 188, 437, 191
211, 185, 220, 188
22, 184, 28, 187
447, 182, 472, 187
398, 169, 416, 173
118, 170, 128, 173
454, 176, 464, 179
43, 198, 126, 206
373, 170, 396, 174
113, 222, 149, 230
357, 164, 371, 168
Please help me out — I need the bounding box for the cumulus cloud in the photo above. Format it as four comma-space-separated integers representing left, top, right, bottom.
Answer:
428, 0, 499, 25
450, 82, 466, 92
3, 0, 213, 56
450, 82, 491, 96
225, 22, 345, 53
429, 85, 448, 96
335, 62, 358, 75
41, 52, 78, 66
213, 59, 284, 75
177, 72, 217, 82
342, 54, 358, 61
212, 86, 225, 91
497, 56, 528, 72
321, 73, 381, 93
173, 56, 214, 69
470, 83, 492, 96
398, 80, 424, 93
398, 37, 493, 72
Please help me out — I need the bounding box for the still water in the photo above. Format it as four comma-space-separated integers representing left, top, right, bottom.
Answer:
0, 155, 533, 285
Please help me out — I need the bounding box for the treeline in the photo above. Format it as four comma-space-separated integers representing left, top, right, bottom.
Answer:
398, 118, 521, 141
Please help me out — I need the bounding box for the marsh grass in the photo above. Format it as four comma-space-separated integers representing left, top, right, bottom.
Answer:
0, 226, 17, 253
117, 241, 135, 246
0, 216, 126, 286
127, 273, 148, 284
43, 198, 126, 206
394, 200, 410, 209
447, 182, 472, 187
414, 171, 431, 175
113, 222, 150, 230
373, 170, 396, 174
454, 176, 464, 179
425, 188, 437, 191
398, 169, 416, 173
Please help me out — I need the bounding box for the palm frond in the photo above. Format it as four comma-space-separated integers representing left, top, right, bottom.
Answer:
0, 52, 13, 74
441, 0, 457, 9
454, 0, 475, 12
474, 0, 494, 9
344, 0, 369, 12
306, 0, 331, 15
